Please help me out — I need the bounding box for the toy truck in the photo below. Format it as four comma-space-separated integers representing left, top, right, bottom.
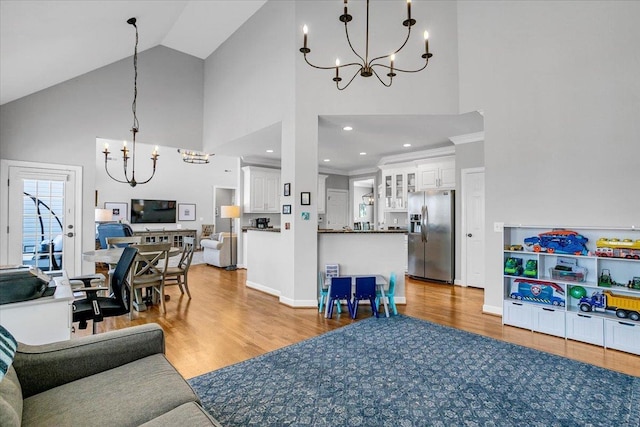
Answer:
510, 279, 565, 307
523, 229, 589, 255
578, 291, 640, 321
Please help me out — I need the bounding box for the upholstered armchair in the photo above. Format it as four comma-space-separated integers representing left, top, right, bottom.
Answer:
200, 232, 237, 268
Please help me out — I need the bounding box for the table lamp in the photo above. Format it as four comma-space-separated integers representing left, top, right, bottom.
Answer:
220, 205, 240, 271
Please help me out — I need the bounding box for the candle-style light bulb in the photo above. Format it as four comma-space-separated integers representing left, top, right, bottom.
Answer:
104, 142, 109, 150
424, 31, 430, 54
335, 58, 340, 78
390, 54, 395, 72
302, 25, 308, 50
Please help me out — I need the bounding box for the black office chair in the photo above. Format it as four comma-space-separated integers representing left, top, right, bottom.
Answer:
72, 246, 138, 334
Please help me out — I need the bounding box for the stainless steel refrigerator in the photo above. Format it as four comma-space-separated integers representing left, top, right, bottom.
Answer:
407, 190, 455, 283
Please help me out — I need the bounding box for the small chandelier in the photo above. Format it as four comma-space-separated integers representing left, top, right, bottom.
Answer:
178, 149, 213, 164
362, 192, 374, 205
300, 0, 433, 90
102, 17, 158, 187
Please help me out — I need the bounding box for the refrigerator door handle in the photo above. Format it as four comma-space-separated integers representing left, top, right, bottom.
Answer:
421, 205, 428, 243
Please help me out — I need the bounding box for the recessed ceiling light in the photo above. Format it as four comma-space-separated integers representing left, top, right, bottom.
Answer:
323, 159, 331, 162
343, 126, 353, 131
266, 149, 274, 153
403, 143, 412, 147
359, 152, 367, 155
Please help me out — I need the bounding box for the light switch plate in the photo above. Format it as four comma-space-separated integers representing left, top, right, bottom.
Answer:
494, 222, 504, 232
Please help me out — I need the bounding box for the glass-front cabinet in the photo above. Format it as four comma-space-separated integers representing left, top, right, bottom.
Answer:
382, 169, 417, 211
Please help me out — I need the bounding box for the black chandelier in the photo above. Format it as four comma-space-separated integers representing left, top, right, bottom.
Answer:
102, 17, 158, 187
300, 0, 432, 90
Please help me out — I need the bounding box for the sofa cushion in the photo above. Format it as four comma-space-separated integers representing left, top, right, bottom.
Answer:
22, 354, 199, 426
0, 366, 23, 427
139, 402, 222, 427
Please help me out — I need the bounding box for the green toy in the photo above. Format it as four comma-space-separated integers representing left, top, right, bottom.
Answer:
569, 286, 587, 299
598, 269, 614, 287
504, 258, 523, 276
523, 259, 538, 278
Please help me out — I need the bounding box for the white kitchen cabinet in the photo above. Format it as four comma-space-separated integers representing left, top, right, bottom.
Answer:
242, 166, 280, 213
380, 167, 416, 211
318, 175, 328, 214
417, 157, 455, 190
502, 225, 640, 355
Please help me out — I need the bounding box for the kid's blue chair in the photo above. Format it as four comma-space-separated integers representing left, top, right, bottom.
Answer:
318, 272, 341, 314
352, 276, 378, 319
376, 272, 398, 315
327, 277, 353, 318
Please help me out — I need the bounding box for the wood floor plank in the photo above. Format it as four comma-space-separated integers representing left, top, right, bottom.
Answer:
75, 264, 640, 379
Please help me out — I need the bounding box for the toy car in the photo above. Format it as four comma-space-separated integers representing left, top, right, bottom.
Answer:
523, 260, 538, 278
504, 257, 523, 276
523, 229, 589, 255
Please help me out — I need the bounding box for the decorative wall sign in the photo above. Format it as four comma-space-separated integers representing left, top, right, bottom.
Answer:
178, 203, 196, 221
104, 202, 128, 222
284, 183, 291, 197
301, 192, 311, 205
301, 212, 310, 220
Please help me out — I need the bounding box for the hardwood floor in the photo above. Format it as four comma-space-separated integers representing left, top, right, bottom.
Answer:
76, 263, 640, 379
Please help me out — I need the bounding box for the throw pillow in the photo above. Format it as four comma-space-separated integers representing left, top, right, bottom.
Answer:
0, 324, 18, 382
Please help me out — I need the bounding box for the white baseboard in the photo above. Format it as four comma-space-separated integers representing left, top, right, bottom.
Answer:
279, 296, 317, 308
245, 280, 280, 297
483, 304, 502, 316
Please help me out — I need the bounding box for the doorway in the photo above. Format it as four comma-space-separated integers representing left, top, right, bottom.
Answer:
1, 160, 82, 275
325, 189, 349, 230
213, 187, 237, 234
461, 167, 485, 289
349, 177, 376, 230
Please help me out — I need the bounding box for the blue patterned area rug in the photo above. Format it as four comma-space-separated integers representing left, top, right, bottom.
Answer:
189, 315, 639, 427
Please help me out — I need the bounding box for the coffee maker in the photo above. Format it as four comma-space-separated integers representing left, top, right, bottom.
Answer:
252, 218, 270, 229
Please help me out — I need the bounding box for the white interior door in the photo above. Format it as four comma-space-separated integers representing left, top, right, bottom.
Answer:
462, 168, 485, 288
2, 161, 81, 274
326, 189, 348, 230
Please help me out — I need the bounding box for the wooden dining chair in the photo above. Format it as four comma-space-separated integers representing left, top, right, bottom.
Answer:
106, 236, 142, 248
164, 237, 195, 299
129, 243, 171, 318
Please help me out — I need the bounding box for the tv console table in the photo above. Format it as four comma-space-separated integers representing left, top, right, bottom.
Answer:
133, 229, 197, 248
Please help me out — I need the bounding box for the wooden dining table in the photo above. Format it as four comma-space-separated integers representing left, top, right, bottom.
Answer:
82, 246, 181, 311
323, 274, 389, 318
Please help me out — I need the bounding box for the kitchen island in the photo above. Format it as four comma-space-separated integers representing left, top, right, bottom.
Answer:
244, 228, 407, 308
318, 230, 407, 306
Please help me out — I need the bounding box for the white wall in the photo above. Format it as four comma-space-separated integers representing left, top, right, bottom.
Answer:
1, 46, 205, 271
457, 1, 640, 312
95, 140, 238, 239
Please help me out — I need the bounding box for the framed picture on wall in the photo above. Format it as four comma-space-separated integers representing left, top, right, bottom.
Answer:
178, 203, 196, 221
283, 204, 291, 214
104, 202, 128, 222
301, 192, 311, 205
284, 183, 291, 197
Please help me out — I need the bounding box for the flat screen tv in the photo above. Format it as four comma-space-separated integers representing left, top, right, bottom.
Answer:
130, 199, 176, 224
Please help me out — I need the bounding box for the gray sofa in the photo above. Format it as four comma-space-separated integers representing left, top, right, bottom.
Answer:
0, 324, 221, 426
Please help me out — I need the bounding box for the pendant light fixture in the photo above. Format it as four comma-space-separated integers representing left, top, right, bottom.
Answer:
177, 149, 214, 164
300, 0, 433, 90
102, 17, 158, 187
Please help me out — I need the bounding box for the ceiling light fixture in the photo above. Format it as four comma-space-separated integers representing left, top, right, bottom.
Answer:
343, 126, 353, 131
300, 0, 432, 90
177, 149, 213, 164
403, 143, 412, 147
266, 149, 274, 153
324, 159, 331, 162
102, 18, 158, 187
359, 152, 367, 155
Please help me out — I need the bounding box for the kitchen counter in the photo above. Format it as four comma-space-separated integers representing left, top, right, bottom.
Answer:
318, 229, 406, 234
242, 226, 281, 233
